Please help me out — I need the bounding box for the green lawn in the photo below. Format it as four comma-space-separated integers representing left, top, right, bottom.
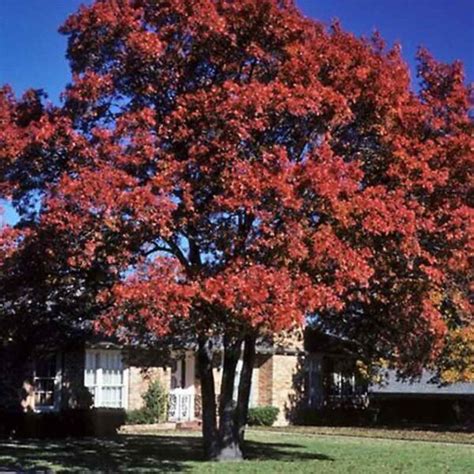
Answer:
0, 429, 472, 473
254, 425, 474, 445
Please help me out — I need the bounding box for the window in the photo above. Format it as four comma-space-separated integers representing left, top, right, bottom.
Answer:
326, 359, 356, 398
34, 355, 59, 411
84, 350, 127, 408
324, 358, 368, 408
307, 358, 324, 408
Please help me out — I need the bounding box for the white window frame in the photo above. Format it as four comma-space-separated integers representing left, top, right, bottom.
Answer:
84, 349, 129, 409
33, 353, 62, 413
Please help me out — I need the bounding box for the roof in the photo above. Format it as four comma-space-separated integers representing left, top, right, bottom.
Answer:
370, 370, 474, 396
304, 328, 359, 356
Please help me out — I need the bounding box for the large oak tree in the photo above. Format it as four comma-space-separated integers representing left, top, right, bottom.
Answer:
0, 0, 472, 460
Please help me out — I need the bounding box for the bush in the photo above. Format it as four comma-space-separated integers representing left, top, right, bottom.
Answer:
142, 379, 168, 422
0, 408, 126, 438
247, 406, 279, 426
125, 408, 156, 425
294, 406, 370, 426
126, 379, 168, 425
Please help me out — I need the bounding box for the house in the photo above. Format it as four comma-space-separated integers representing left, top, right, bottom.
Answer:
304, 330, 368, 411
1, 327, 472, 432
369, 370, 474, 425
0, 333, 305, 428
302, 329, 474, 426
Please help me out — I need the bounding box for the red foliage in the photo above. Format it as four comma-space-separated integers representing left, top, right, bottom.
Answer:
0, 0, 472, 372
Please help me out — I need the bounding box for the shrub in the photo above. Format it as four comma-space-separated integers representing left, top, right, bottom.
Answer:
126, 379, 168, 425
247, 406, 279, 426
70, 386, 94, 409
294, 406, 378, 427
125, 408, 156, 425
0, 408, 126, 438
143, 379, 168, 422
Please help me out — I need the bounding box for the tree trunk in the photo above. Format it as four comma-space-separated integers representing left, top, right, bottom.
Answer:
234, 334, 257, 446
198, 332, 257, 462
216, 335, 243, 461
197, 335, 218, 460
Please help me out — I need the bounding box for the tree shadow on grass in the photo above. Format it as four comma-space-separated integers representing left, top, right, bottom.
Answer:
0, 434, 334, 472
244, 439, 334, 462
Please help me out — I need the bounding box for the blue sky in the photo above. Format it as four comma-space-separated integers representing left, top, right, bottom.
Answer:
1, 0, 473, 225
301, 0, 474, 84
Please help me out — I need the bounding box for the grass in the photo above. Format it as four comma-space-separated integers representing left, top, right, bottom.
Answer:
254, 424, 474, 445
0, 429, 473, 473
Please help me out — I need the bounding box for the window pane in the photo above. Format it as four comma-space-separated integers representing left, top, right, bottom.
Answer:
34, 355, 57, 408
85, 350, 124, 408
100, 386, 122, 407
102, 352, 123, 386
35, 390, 54, 407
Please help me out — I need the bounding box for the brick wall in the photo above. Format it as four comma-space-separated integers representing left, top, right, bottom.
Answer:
271, 353, 302, 426
191, 352, 302, 425
127, 366, 171, 411
193, 352, 263, 415
1, 343, 305, 426
257, 354, 273, 406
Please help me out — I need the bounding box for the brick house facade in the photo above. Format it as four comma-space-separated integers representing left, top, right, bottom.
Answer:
0, 338, 305, 426
3, 330, 470, 429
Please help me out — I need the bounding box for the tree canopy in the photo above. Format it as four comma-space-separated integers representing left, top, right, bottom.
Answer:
0, 0, 472, 460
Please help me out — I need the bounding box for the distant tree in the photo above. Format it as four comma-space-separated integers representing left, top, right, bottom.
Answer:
438, 327, 474, 383
0, 0, 472, 460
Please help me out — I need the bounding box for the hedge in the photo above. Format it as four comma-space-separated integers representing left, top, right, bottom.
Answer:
247, 406, 279, 426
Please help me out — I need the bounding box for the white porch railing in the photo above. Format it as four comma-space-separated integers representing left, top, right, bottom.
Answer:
168, 387, 195, 422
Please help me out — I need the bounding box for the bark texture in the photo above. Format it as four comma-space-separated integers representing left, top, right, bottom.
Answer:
197, 336, 218, 460
198, 332, 257, 461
